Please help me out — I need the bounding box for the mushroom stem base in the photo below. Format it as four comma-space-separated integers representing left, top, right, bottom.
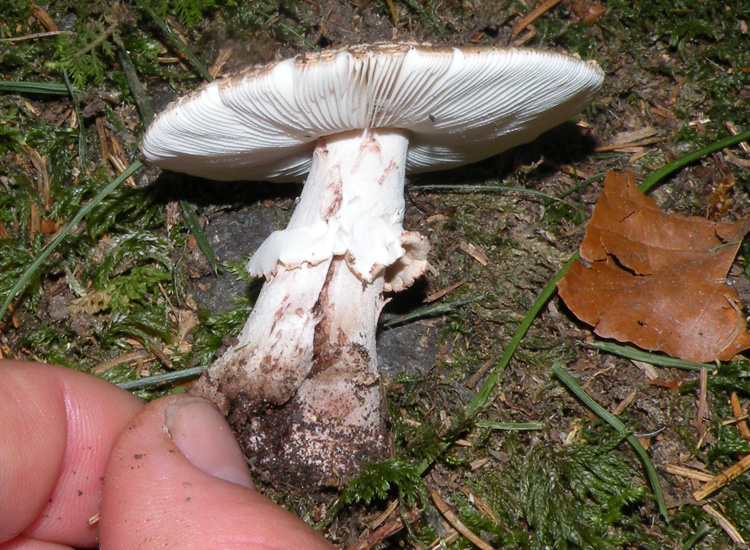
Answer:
189, 259, 332, 413
189, 255, 389, 488
236, 256, 389, 487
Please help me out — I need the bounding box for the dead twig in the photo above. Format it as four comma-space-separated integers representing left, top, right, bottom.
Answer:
459, 242, 489, 266
730, 393, 750, 440
426, 279, 466, 303
460, 486, 500, 523
612, 389, 637, 416
430, 490, 494, 550
466, 358, 494, 389
696, 366, 708, 444
511, 0, 563, 37
693, 454, 750, 501
30, 1, 58, 31
0, 30, 71, 42
346, 508, 422, 550
93, 349, 151, 374
663, 464, 714, 483
726, 121, 750, 153
385, 0, 399, 28
701, 503, 746, 546
426, 528, 460, 550
594, 127, 662, 153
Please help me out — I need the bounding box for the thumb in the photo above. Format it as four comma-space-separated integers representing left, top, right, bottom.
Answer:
100, 394, 332, 550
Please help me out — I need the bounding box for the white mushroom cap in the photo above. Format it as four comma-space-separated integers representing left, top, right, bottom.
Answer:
141, 43, 604, 182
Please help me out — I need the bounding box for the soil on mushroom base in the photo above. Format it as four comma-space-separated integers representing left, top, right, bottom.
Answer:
226, 256, 390, 490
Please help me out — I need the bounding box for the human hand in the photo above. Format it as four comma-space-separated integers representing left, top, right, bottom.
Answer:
0, 360, 333, 549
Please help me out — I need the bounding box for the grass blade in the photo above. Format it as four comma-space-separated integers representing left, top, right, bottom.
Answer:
553, 171, 608, 200
116, 41, 154, 126
585, 341, 716, 372
116, 365, 207, 390
0, 160, 144, 323
475, 421, 543, 431
551, 363, 669, 521
416, 254, 576, 475
0, 81, 69, 95
680, 523, 710, 549
251, 8, 321, 51
639, 130, 750, 193
379, 293, 486, 329
179, 199, 219, 274
114, 42, 220, 277
62, 69, 88, 165
465, 253, 579, 416
415, 131, 750, 479
135, 0, 213, 82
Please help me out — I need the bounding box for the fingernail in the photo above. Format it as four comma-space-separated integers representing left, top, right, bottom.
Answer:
165, 397, 255, 490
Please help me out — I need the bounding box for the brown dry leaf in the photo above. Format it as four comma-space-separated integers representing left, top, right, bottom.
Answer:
558, 170, 750, 362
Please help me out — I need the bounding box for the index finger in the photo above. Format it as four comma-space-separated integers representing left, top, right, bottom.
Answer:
0, 361, 143, 548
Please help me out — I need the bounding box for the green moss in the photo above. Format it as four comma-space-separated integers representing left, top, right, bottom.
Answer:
217, 0, 282, 28
0, 109, 180, 368
325, 459, 428, 522
98, 362, 142, 386
720, 485, 750, 541
148, 0, 218, 29
51, 22, 118, 89
455, 433, 649, 549
536, 17, 601, 57
543, 201, 583, 227
602, 0, 750, 143
188, 295, 254, 366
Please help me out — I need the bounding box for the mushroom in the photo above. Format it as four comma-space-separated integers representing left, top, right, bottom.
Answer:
141, 43, 604, 488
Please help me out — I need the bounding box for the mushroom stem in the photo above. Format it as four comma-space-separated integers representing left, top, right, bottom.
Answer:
189, 259, 332, 413
190, 128, 423, 486
248, 255, 389, 486
247, 128, 412, 283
